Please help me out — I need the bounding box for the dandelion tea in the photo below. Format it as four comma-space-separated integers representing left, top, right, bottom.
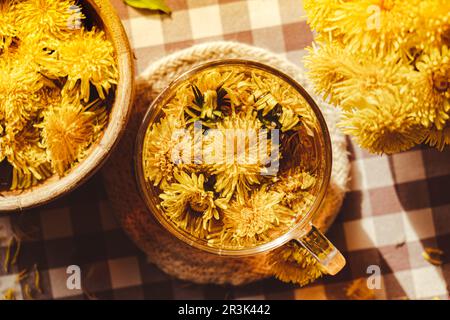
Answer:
141, 63, 328, 250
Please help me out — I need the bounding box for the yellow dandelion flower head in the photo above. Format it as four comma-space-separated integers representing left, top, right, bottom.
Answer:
413, 45, 450, 129
268, 241, 324, 286
15, 0, 85, 39
204, 112, 274, 200
333, 57, 411, 111
304, 41, 354, 106
303, 0, 344, 34
40, 27, 118, 102
1, 128, 51, 190
339, 94, 426, 154
2, 92, 44, 135
162, 83, 197, 121
416, 0, 450, 48
0, 57, 45, 132
424, 124, 450, 151
271, 168, 316, 208
319, 0, 420, 54
0, 0, 18, 51
143, 115, 192, 188
305, 41, 411, 110
159, 171, 220, 238
242, 72, 316, 132
194, 69, 243, 94
0, 55, 44, 98
217, 187, 295, 248
38, 97, 107, 176
170, 69, 244, 127
11, 35, 59, 69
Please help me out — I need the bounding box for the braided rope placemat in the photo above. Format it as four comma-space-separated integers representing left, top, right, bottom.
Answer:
102, 41, 350, 285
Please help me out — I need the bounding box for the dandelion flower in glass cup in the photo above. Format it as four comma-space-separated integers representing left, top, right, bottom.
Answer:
136, 60, 346, 276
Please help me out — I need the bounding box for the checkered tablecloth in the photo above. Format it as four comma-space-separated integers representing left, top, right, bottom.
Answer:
1, 0, 450, 300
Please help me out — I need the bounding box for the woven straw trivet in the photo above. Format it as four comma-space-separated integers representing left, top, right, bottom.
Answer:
102, 41, 350, 285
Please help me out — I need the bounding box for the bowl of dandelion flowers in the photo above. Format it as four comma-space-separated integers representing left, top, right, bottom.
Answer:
0, 0, 134, 211
135, 60, 346, 275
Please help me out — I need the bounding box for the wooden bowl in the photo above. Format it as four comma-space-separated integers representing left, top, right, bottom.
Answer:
0, 0, 135, 212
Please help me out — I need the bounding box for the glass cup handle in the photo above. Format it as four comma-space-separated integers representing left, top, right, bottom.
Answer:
294, 224, 346, 275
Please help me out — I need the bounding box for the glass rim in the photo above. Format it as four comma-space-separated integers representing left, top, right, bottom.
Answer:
134, 59, 332, 257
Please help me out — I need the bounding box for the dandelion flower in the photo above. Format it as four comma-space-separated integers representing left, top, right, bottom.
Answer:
415, 0, 450, 48
38, 97, 107, 175
39, 28, 118, 102
269, 241, 324, 286
412, 46, 450, 129
424, 124, 450, 151
15, 0, 84, 40
305, 42, 410, 110
159, 171, 221, 238
0, 57, 45, 133
142, 115, 199, 188
204, 112, 273, 201
241, 72, 316, 132
339, 94, 426, 154
214, 187, 295, 248
168, 69, 244, 126
1, 129, 52, 190
0, 0, 18, 51
271, 169, 316, 209
319, 0, 419, 54
305, 42, 354, 107
332, 58, 411, 111
303, 0, 344, 34
162, 82, 196, 122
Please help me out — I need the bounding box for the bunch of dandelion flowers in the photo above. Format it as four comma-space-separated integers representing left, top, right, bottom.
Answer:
159, 171, 223, 239
211, 187, 295, 248
304, 0, 450, 153
38, 27, 118, 102
38, 97, 107, 176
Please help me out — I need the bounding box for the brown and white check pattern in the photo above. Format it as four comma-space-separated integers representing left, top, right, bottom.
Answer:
1, 0, 450, 300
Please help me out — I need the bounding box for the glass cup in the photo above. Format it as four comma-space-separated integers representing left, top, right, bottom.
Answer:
135, 59, 345, 275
